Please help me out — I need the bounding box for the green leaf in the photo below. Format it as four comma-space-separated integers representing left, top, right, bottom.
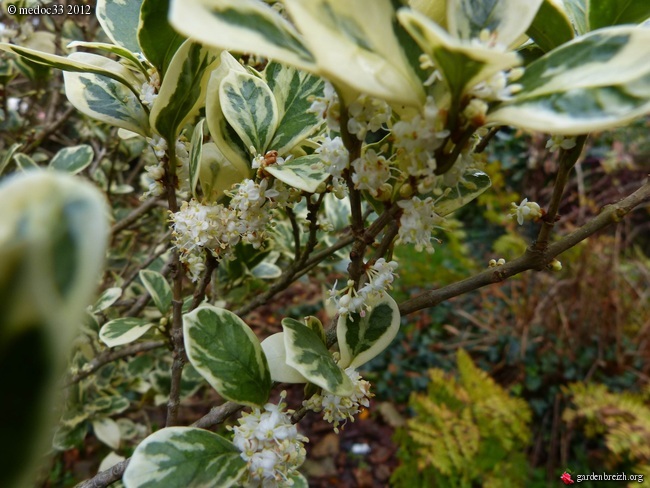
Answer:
150, 40, 220, 142
99, 318, 154, 348
488, 26, 650, 134
219, 70, 279, 154
139, 269, 172, 314
563, 0, 588, 35
93, 287, 123, 313
589, 0, 650, 31
526, 0, 575, 52
0, 45, 141, 94
96, 0, 144, 53
398, 9, 520, 107
138, 0, 186, 75
0, 143, 21, 176
13, 153, 39, 172
305, 315, 327, 345
170, 0, 316, 72
205, 52, 251, 178
183, 306, 272, 406
447, 0, 543, 47
123, 427, 246, 488
260, 332, 308, 383
282, 317, 353, 396
49, 144, 94, 174
435, 170, 492, 217
189, 119, 205, 199
337, 292, 400, 369
198, 142, 248, 203
264, 154, 328, 193
264, 61, 324, 154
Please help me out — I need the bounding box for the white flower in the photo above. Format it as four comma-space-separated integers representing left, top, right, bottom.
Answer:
351, 149, 392, 197
308, 81, 340, 131
346, 94, 391, 140
303, 368, 373, 433
328, 260, 398, 318
146, 135, 167, 160
231, 392, 308, 487
469, 69, 522, 102
398, 197, 443, 253
140, 69, 160, 108
316, 136, 349, 178
510, 198, 543, 225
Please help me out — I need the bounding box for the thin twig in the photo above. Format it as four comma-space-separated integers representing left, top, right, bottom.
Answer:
111, 197, 161, 235
66, 341, 166, 386
399, 179, 650, 316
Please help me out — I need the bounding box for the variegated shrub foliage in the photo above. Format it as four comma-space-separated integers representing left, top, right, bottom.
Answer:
2, 0, 650, 486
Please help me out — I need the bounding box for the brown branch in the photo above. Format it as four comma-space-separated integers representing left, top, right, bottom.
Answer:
399, 179, 650, 316
111, 197, 161, 235
66, 341, 166, 386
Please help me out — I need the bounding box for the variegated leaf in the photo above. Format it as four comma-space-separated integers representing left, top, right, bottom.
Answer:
563, 0, 588, 35
0, 45, 141, 94
264, 154, 328, 193
488, 26, 650, 134
123, 427, 246, 488
0, 143, 21, 176
283, 0, 424, 105
92, 417, 121, 450
13, 153, 39, 172
219, 70, 279, 154
96, 0, 143, 53
205, 52, 251, 177
305, 316, 327, 345
290, 473, 310, 488
324, 193, 351, 232
150, 40, 219, 141
49, 144, 94, 174
93, 287, 122, 313
189, 119, 205, 198
99, 318, 153, 348
170, 0, 316, 72
589, 0, 650, 31
260, 332, 308, 383
139, 270, 172, 314
398, 9, 520, 105
435, 170, 492, 217
337, 292, 400, 370
63, 69, 150, 136
251, 261, 282, 280
67, 41, 148, 75
198, 142, 247, 203
283, 318, 353, 396
138, 0, 186, 76
183, 306, 271, 406
264, 62, 324, 154
447, 0, 543, 48
526, 0, 575, 52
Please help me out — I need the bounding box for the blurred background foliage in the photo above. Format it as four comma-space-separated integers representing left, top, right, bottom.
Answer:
1, 2, 650, 486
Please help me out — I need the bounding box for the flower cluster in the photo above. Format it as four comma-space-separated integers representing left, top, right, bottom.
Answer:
329, 258, 398, 317
346, 93, 392, 140
139, 69, 160, 108
398, 196, 443, 253
303, 368, 373, 433
392, 96, 448, 181
510, 198, 543, 225
171, 178, 281, 280
231, 392, 308, 487
351, 149, 392, 198
308, 81, 340, 132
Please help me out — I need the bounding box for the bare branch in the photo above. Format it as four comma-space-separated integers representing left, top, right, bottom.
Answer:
399, 179, 650, 316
